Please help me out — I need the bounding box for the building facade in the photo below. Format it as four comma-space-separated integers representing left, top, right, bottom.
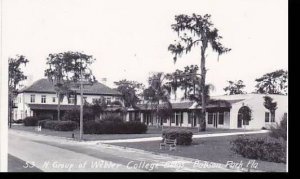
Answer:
13, 78, 124, 120
126, 94, 288, 130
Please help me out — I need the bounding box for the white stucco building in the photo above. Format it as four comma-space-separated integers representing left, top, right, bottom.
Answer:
126, 94, 288, 130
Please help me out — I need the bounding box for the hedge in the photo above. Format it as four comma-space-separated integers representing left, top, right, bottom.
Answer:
162, 129, 193, 145
23, 117, 39, 126
83, 121, 147, 134
101, 113, 123, 123
230, 135, 286, 163
39, 120, 78, 131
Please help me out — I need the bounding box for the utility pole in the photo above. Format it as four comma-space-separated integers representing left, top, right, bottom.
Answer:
79, 69, 83, 141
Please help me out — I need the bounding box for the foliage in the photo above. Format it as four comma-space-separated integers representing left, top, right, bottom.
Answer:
13, 119, 24, 124
44, 51, 96, 120
101, 113, 123, 123
162, 129, 193, 145
269, 115, 287, 141
230, 135, 286, 163
238, 106, 252, 123
263, 96, 278, 112
143, 72, 172, 126
223, 80, 246, 95
23, 117, 38, 126
84, 97, 108, 118
40, 120, 78, 131
62, 108, 94, 123
168, 14, 231, 131
255, 69, 288, 95
114, 79, 144, 108
83, 121, 147, 134
8, 55, 29, 93
8, 55, 29, 126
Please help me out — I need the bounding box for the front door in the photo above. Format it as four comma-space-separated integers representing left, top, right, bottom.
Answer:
237, 113, 242, 128
193, 113, 197, 127
213, 113, 218, 128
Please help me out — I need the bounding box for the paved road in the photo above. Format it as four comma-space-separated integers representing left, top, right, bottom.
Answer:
8, 129, 245, 172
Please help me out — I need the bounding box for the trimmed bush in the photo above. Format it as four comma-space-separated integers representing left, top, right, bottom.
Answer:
23, 117, 38, 126
269, 116, 287, 141
83, 121, 147, 134
13, 119, 24, 124
162, 129, 193, 145
41, 120, 78, 131
54, 121, 78, 131
230, 135, 286, 163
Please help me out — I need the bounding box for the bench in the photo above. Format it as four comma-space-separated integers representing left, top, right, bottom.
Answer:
160, 138, 177, 151
35, 125, 42, 132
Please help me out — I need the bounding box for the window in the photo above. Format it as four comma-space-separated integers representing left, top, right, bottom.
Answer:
188, 112, 193, 124
52, 97, 56, 103
265, 112, 270, 122
163, 118, 167, 123
271, 112, 275, 122
106, 97, 112, 104
41, 95, 46, 103
208, 113, 213, 124
30, 95, 35, 103
218, 112, 224, 125
171, 113, 175, 123
68, 95, 75, 104
180, 112, 183, 124
83, 97, 87, 103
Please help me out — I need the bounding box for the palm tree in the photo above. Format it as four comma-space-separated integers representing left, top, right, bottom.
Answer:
143, 72, 172, 129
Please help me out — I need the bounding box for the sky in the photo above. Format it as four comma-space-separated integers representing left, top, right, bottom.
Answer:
2, 0, 288, 97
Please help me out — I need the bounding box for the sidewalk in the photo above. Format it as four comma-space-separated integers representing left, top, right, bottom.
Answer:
86, 130, 269, 144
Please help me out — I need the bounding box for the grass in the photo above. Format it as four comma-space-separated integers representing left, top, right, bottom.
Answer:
111, 133, 287, 172
10, 124, 249, 141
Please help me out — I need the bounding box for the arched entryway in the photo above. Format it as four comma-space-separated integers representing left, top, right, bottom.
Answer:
237, 106, 251, 128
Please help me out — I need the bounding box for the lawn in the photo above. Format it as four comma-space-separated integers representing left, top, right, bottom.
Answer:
111, 133, 287, 172
10, 124, 249, 141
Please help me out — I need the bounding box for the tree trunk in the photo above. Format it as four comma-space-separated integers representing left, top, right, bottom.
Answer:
8, 97, 12, 128
199, 44, 207, 132
57, 92, 61, 121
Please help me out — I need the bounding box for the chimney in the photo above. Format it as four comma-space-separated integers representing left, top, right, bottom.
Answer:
100, 78, 107, 85
25, 75, 34, 87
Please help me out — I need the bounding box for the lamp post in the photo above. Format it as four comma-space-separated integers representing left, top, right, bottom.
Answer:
79, 69, 84, 141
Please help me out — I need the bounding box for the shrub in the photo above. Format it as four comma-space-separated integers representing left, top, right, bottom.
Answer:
42, 120, 78, 131
162, 129, 193, 145
269, 116, 287, 141
37, 114, 53, 120
230, 135, 286, 163
101, 113, 123, 123
83, 121, 147, 134
38, 120, 48, 128
13, 119, 24, 124
54, 121, 78, 131
23, 117, 38, 126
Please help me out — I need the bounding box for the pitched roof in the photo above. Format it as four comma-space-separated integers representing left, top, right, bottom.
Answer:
136, 102, 194, 110
20, 78, 122, 96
